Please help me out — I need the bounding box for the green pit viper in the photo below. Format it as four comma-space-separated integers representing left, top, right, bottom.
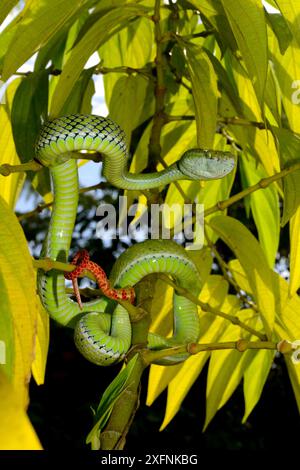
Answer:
36, 114, 235, 366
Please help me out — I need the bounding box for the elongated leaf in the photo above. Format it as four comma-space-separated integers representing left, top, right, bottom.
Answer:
272, 127, 300, 225
0, 0, 19, 26
1, 0, 84, 80
11, 71, 48, 163
160, 295, 239, 430
180, 42, 218, 148
60, 67, 95, 115
271, 38, 300, 133
50, 4, 149, 116
11, 70, 51, 200
188, 0, 238, 53
0, 82, 24, 208
220, 0, 268, 107
0, 371, 42, 450
0, 196, 38, 406
243, 349, 274, 422
275, 1, 300, 48
147, 273, 228, 408
31, 294, 49, 386
86, 354, 139, 448
209, 215, 275, 337
289, 207, 300, 296
204, 309, 262, 430
240, 154, 280, 267
109, 74, 154, 147
99, 16, 154, 105
266, 12, 292, 55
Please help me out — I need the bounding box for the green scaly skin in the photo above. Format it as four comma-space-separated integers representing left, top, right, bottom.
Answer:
36, 114, 235, 366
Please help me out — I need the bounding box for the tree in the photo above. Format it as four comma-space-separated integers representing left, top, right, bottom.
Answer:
0, 0, 299, 451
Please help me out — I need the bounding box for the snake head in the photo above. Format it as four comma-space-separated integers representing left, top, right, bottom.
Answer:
178, 149, 236, 180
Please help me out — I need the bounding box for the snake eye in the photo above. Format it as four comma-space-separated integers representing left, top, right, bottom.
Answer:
178, 149, 236, 180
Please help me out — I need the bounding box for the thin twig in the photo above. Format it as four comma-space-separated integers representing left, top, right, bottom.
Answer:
143, 339, 291, 364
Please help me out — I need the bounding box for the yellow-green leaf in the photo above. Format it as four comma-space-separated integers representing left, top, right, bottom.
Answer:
272, 38, 300, 133
220, 0, 268, 107
240, 154, 280, 267
181, 42, 218, 148
273, 127, 300, 225
109, 74, 154, 147
50, 4, 149, 116
275, 0, 300, 48
99, 16, 154, 105
1, 0, 83, 80
204, 309, 260, 430
0, 371, 42, 450
31, 294, 49, 386
160, 295, 239, 430
243, 349, 274, 422
289, 207, 300, 296
209, 215, 275, 337
0, 0, 19, 26
0, 196, 38, 406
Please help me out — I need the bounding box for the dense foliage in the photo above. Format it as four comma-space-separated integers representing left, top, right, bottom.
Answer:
0, 0, 299, 450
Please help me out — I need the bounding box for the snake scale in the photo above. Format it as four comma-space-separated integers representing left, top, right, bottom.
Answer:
35, 114, 235, 366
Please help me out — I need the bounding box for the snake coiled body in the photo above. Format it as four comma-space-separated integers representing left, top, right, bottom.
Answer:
36, 114, 235, 366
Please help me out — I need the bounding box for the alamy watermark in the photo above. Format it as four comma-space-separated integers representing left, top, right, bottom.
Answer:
0, 340, 6, 365
291, 80, 300, 104
96, 196, 204, 250
0, 80, 6, 105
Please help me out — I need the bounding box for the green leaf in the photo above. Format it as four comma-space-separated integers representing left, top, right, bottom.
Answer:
188, 0, 238, 53
0, 79, 25, 209
266, 12, 293, 55
271, 37, 300, 134
50, 4, 149, 116
240, 154, 280, 267
99, 16, 154, 105
109, 74, 154, 146
180, 42, 218, 148
1, 0, 86, 80
272, 127, 300, 225
10, 70, 51, 200
289, 207, 300, 296
220, 0, 268, 107
60, 67, 95, 115
275, 0, 300, 48
11, 71, 48, 163
86, 354, 139, 448
204, 48, 243, 116
0, 196, 39, 406
0, 0, 19, 26
209, 215, 275, 337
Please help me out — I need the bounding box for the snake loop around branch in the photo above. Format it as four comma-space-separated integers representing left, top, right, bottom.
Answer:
36, 114, 235, 366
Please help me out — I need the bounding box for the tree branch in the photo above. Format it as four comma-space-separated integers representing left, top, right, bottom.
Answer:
204, 161, 300, 217
0, 160, 43, 176
143, 338, 293, 364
